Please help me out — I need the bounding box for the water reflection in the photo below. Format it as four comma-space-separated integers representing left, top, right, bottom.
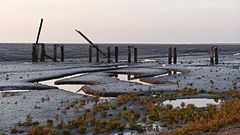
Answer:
163, 98, 220, 108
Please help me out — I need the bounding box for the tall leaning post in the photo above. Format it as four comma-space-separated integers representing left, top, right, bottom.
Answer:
128, 46, 131, 63
33, 18, 44, 62
107, 47, 111, 63
61, 46, 64, 62
53, 44, 57, 62
168, 47, 172, 64
173, 47, 177, 64
89, 46, 92, 63
134, 47, 138, 63
40, 44, 45, 62
210, 47, 214, 65
215, 47, 218, 65
115, 47, 118, 63
96, 45, 99, 63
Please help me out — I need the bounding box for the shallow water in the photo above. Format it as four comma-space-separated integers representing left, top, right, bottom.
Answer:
116, 74, 152, 85
163, 98, 220, 108
39, 73, 86, 93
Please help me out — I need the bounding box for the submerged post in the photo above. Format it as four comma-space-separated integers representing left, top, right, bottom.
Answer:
173, 47, 177, 64
96, 45, 99, 63
115, 47, 118, 63
53, 45, 57, 62
89, 46, 92, 63
134, 47, 137, 63
128, 46, 131, 63
215, 47, 218, 65
40, 44, 45, 62
168, 47, 172, 64
61, 46, 64, 62
210, 47, 214, 65
107, 47, 111, 63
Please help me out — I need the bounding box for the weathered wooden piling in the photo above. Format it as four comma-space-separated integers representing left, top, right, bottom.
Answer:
53, 45, 57, 62
40, 44, 45, 62
89, 46, 92, 63
61, 46, 64, 62
173, 47, 177, 64
32, 44, 37, 62
127, 74, 131, 80
96, 46, 99, 63
134, 47, 138, 63
168, 47, 172, 64
115, 47, 118, 63
215, 47, 218, 64
128, 46, 131, 63
210, 47, 214, 65
168, 71, 172, 75
107, 47, 111, 63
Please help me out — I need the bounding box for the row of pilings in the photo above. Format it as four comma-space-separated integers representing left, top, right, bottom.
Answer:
32, 44, 64, 62
32, 44, 219, 65
89, 46, 138, 63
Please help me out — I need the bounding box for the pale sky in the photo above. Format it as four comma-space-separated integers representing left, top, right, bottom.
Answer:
0, 0, 239, 43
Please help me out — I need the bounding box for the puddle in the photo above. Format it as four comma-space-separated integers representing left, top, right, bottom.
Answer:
163, 98, 220, 108
39, 73, 86, 94
233, 53, 240, 56
154, 71, 181, 78
140, 59, 158, 62
39, 73, 116, 99
114, 71, 182, 85
0, 90, 31, 95
115, 74, 153, 85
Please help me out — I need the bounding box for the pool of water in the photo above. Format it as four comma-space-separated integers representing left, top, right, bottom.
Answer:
163, 98, 220, 108
0, 90, 31, 96
114, 70, 181, 85
116, 74, 152, 85
39, 73, 86, 94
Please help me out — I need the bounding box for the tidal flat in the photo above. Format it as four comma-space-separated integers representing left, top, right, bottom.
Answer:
0, 52, 240, 135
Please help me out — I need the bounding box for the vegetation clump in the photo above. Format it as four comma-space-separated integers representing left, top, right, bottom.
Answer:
9, 90, 240, 135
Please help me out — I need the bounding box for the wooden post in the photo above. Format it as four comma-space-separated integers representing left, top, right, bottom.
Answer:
107, 47, 111, 63
134, 47, 137, 63
96, 45, 99, 63
127, 74, 130, 80
36, 19, 43, 45
128, 46, 131, 63
115, 47, 118, 63
33, 19, 43, 63
36, 45, 39, 62
32, 44, 37, 62
168, 71, 172, 75
173, 47, 177, 64
210, 47, 214, 65
168, 47, 172, 64
61, 46, 64, 62
40, 44, 45, 62
89, 46, 92, 63
215, 47, 218, 65
53, 45, 57, 62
